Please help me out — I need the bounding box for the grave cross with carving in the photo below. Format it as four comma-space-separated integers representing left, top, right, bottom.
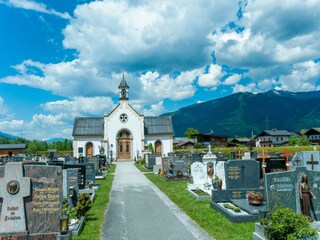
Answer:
280, 148, 293, 171
0, 162, 30, 234
257, 148, 270, 174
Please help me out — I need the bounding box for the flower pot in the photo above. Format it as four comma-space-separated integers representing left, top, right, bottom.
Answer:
249, 198, 263, 206
217, 179, 222, 190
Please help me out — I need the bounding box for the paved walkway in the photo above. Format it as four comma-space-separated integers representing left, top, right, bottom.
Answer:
102, 162, 213, 240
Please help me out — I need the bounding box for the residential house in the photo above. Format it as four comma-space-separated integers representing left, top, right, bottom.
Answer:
255, 129, 298, 147
305, 128, 320, 145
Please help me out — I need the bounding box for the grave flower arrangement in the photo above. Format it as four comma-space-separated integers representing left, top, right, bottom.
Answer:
176, 170, 183, 178
62, 198, 79, 224
248, 191, 264, 206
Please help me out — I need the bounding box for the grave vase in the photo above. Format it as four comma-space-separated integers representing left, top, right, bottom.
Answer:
217, 179, 222, 190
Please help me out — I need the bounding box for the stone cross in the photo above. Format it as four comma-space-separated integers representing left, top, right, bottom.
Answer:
280, 148, 293, 171
307, 154, 319, 171
257, 148, 270, 174
0, 162, 30, 234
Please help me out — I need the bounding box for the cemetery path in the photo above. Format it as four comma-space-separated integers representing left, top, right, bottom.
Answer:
102, 162, 213, 240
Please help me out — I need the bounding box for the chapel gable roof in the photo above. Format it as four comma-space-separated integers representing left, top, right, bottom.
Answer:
144, 116, 173, 135
72, 117, 104, 136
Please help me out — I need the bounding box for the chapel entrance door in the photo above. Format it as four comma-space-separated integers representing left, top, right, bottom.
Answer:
86, 142, 93, 157
117, 130, 131, 160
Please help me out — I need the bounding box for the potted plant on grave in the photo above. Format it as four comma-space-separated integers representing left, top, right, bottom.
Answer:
62, 198, 79, 225
176, 169, 183, 178
248, 191, 264, 206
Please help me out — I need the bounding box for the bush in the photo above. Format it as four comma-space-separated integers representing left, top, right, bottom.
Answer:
75, 193, 92, 218
136, 158, 146, 165
62, 198, 78, 222
264, 207, 318, 240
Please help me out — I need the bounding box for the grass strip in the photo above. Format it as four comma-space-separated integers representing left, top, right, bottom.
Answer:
74, 164, 116, 239
144, 172, 254, 240
134, 163, 152, 172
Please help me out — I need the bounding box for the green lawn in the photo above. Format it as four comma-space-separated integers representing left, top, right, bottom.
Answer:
74, 164, 115, 239
143, 173, 254, 240
134, 163, 152, 172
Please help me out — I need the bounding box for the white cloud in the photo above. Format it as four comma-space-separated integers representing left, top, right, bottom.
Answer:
0, 97, 13, 120
232, 83, 257, 93
277, 61, 320, 92
63, 0, 238, 72
136, 101, 166, 116
2, 0, 71, 19
198, 64, 224, 89
41, 96, 115, 116
224, 74, 242, 85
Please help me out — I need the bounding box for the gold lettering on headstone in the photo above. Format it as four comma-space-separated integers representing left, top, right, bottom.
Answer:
227, 166, 240, 180
32, 187, 60, 214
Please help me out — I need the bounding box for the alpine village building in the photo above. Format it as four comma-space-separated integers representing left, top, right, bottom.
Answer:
72, 75, 174, 160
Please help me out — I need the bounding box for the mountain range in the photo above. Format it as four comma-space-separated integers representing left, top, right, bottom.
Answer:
162, 90, 320, 137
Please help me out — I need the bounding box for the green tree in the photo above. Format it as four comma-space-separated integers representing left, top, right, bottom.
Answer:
288, 136, 299, 146
299, 135, 310, 146
184, 128, 199, 139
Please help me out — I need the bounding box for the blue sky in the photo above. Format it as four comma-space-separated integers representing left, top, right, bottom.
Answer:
0, 0, 319, 139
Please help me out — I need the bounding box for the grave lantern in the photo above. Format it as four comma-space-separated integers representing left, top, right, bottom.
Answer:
60, 216, 68, 235
68, 186, 75, 198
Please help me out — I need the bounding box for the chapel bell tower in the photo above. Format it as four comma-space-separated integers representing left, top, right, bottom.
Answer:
118, 74, 129, 101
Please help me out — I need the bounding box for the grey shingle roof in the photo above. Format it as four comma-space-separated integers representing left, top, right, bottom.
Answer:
0, 144, 27, 150
72, 117, 104, 136
264, 130, 292, 136
144, 116, 173, 135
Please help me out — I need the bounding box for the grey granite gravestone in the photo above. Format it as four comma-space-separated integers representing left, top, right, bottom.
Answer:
64, 164, 86, 189
265, 166, 320, 220
224, 159, 260, 189
63, 168, 79, 207
0, 163, 30, 234
87, 157, 101, 175
145, 154, 156, 169
173, 158, 188, 175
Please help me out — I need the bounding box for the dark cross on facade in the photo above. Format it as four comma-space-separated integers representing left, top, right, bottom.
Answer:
240, 165, 245, 184
294, 157, 301, 166
280, 148, 294, 171
307, 154, 319, 171
0, 162, 30, 233
257, 148, 270, 174
236, 149, 243, 159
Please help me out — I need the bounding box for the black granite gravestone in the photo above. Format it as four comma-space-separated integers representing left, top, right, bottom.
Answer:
225, 159, 260, 189
64, 164, 86, 190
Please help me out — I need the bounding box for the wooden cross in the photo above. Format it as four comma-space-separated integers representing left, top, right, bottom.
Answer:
257, 148, 270, 174
307, 154, 319, 171
280, 148, 293, 171
0, 162, 30, 233
236, 149, 243, 159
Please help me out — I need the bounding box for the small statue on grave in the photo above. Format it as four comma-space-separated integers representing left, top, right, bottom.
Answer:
207, 164, 214, 177
299, 175, 316, 220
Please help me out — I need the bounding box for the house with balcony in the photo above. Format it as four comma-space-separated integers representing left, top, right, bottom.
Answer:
255, 129, 298, 147
305, 128, 320, 145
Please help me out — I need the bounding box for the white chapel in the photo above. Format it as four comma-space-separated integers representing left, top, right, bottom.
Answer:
72, 75, 174, 160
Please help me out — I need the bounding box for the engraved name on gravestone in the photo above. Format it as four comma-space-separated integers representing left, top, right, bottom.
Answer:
87, 157, 101, 175
224, 159, 260, 189
82, 162, 95, 184
0, 163, 30, 234
63, 168, 79, 207
265, 167, 320, 219
191, 162, 207, 185
64, 164, 86, 189
24, 165, 63, 235
173, 158, 188, 175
